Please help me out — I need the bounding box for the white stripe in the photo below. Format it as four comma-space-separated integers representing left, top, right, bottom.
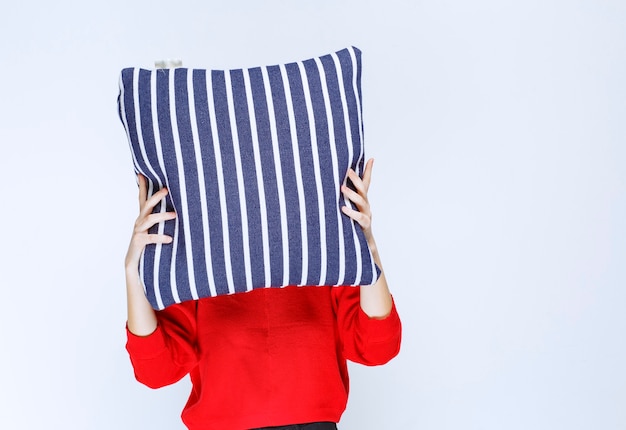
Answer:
118, 72, 148, 179
261, 67, 290, 286
206, 72, 236, 294
169, 215, 181, 303
187, 70, 217, 297
119, 71, 149, 301
120, 70, 167, 309
298, 61, 327, 286
332, 52, 363, 285
279, 64, 309, 286
225, 71, 254, 291
244, 69, 272, 287
169, 70, 194, 302
139, 180, 151, 297
313, 57, 346, 285
149, 71, 170, 309
348, 48, 378, 285
132, 70, 169, 306
349, 47, 366, 174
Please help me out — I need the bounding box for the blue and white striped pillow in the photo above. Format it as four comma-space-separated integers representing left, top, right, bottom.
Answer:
118, 46, 379, 310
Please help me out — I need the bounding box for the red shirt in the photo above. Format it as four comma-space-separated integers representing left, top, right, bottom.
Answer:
126, 285, 401, 430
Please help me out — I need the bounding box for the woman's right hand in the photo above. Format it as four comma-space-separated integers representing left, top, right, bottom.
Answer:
125, 174, 177, 270
125, 174, 176, 336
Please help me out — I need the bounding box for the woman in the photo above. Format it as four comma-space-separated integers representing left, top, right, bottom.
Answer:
124, 159, 401, 429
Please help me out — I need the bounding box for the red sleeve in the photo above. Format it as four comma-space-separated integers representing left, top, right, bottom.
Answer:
332, 286, 402, 366
125, 300, 198, 389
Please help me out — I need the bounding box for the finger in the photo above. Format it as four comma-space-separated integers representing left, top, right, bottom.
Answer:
346, 168, 367, 197
144, 234, 174, 245
140, 187, 170, 217
128, 232, 174, 255
341, 205, 371, 230
362, 158, 374, 192
137, 174, 147, 207
341, 184, 369, 213
136, 211, 177, 233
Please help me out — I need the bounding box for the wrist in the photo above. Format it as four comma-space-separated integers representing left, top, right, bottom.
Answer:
125, 259, 141, 281
365, 233, 382, 264
363, 228, 375, 247
124, 259, 138, 273
124, 246, 141, 272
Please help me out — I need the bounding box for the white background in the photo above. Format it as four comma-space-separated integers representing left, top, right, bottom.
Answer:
1, 0, 624, 429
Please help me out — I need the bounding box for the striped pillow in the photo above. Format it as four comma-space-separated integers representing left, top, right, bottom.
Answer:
118, 46, 379, 310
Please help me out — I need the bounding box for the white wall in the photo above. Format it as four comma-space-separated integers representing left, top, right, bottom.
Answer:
1, 0, 624, 429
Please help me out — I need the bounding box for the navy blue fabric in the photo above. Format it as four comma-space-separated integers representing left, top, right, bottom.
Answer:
118, 47, 380, 309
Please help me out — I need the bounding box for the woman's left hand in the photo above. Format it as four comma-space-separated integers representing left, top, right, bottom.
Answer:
341, 158, 375, 243
341, 158, 393, 319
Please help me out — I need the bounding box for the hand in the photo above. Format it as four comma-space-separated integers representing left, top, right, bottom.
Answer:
125, 174, 177, 270
341, 159, 392, 318
341, 158, 375, 243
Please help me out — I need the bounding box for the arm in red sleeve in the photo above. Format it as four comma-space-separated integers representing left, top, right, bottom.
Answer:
332, 286, 402, 366
125, 300, 198, 389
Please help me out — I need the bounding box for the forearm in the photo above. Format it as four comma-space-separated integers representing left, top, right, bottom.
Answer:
126, 265, 158, 336
335, 273, 401, 365
359, 235, 393, 319
124, 177, 176, 336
